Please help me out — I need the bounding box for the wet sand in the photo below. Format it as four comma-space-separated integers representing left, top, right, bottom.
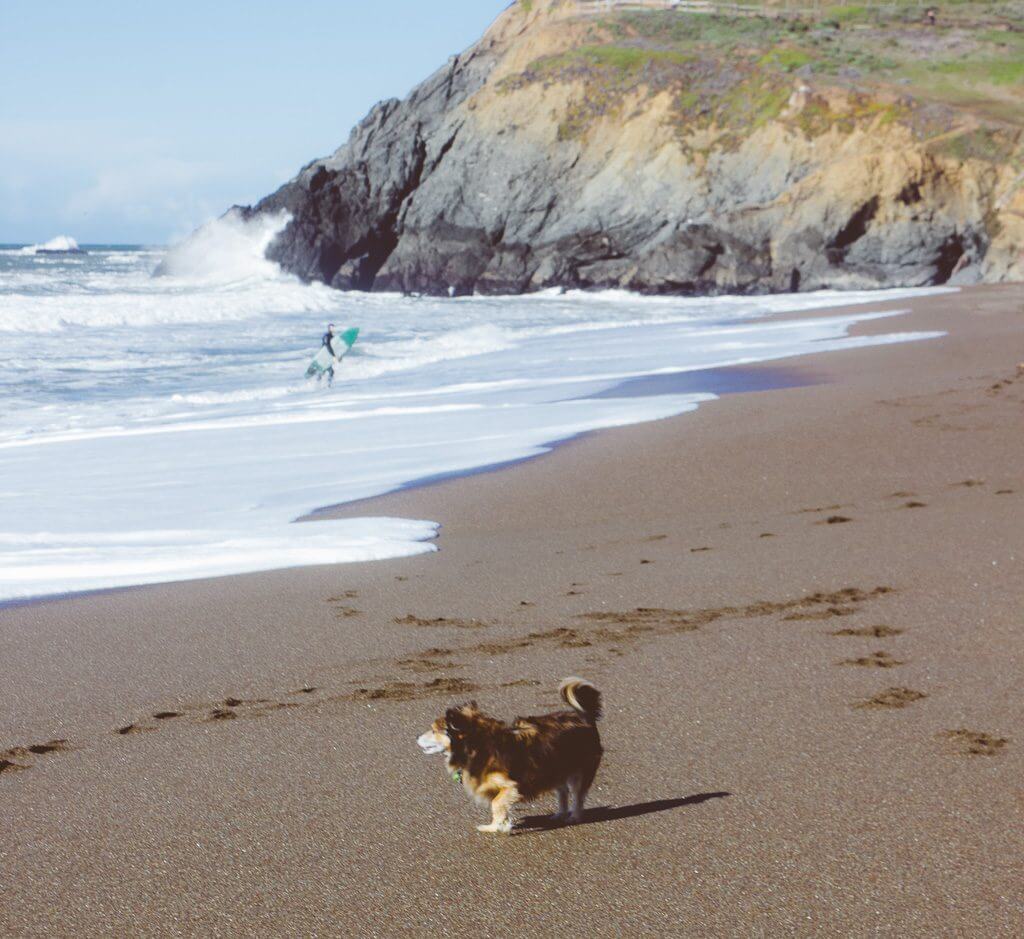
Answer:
2, 284, 1023, 936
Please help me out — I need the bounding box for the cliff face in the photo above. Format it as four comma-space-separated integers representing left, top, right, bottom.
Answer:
246, 0, 1024, 295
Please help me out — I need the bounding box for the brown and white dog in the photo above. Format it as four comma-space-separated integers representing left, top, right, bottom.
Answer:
416, 677, 603, 834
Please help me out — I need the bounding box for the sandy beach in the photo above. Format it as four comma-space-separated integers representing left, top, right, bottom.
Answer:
2, 284, 1022, 936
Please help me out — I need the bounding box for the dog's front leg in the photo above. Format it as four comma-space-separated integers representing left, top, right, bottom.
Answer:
568, 773, 587, 824
551, 786, 569, 823
477, 783, 519, 834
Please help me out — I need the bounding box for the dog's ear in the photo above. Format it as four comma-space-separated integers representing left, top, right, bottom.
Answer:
448, 704, 475, 741
445, 706, 468, 736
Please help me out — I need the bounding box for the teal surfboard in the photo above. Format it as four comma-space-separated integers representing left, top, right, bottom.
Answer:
306, 327, 359, 378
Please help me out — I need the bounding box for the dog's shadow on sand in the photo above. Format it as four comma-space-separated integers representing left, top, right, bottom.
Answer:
516, 791, 730, 834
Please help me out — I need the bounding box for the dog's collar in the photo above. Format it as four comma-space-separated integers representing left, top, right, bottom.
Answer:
450, 769, 463, 784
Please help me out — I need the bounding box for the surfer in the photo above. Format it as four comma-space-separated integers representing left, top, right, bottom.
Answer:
306, 324, 358, 384
321, 323, 340, 386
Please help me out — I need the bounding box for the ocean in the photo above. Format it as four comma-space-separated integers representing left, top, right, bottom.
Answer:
0, 214, 949, 602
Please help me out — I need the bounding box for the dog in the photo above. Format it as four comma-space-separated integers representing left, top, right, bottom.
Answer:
416, 677, 603, 833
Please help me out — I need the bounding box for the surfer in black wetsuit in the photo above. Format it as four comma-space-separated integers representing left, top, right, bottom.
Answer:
321, 323, 339, 386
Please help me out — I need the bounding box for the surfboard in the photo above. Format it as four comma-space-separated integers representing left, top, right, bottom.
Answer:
306, 327, 359, 378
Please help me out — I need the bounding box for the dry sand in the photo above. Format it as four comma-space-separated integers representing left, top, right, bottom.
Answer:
2, 284, 1023, 936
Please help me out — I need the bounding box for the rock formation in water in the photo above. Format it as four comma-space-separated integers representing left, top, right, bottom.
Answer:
239, 0, 1024, 295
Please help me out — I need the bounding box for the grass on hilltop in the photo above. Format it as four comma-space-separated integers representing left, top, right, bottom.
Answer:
500, 4, 1024, 145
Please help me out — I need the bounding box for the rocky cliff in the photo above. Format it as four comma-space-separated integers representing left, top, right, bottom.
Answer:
242, 0, 1024, 295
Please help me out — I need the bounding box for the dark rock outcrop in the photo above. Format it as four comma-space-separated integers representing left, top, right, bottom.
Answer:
250, 47, 493, 292
233, 1, 1023, 295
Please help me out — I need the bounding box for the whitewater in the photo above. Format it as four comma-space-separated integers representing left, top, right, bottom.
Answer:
0, 216, 949, 602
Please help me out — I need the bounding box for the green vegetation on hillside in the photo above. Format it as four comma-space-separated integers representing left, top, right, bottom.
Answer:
501, 4, 1024, 148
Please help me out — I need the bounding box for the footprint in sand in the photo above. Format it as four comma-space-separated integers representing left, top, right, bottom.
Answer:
394, 614, 488, 629
580, 587, 892, 648
832, 624, 903, 638
117, 723, 151, 736
25, 741, 68, 755
985, 366, 1023, 396
1, 739, 71, 774
854, 687, 927, 709
940, 729, 1008, 756
784, 606, 858, 622
116, 693, 303, 737
464, 637, 531, 656
838, 650, 903, 668
820, 515, 852, 525
397, 655, 464, 673
345, 677, 479, 703
530, 626, 593, 648
797, 503, 848, 514
902, 501, 927, 509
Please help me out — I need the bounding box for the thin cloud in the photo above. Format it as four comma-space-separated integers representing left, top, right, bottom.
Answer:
67, 157, 220, 216
62, 157, 235, 242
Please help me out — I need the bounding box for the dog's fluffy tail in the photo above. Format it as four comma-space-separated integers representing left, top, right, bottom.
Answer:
560, 677, 602, 723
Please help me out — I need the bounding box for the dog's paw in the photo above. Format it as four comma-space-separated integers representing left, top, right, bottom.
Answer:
549, 811, 569, 826
476, 819, 513, 834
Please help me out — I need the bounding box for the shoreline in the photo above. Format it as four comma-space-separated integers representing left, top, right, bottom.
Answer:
1, 359, 817, 611
5, 295, 932, 609
301, 360, 820, 522
0, 359, 820, 610
2, 283, 1022, 935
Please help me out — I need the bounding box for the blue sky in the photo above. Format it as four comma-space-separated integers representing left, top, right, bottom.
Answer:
0, 0, 509, 244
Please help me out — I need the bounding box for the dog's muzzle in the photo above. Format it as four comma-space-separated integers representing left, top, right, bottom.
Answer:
417, 731, 448, 755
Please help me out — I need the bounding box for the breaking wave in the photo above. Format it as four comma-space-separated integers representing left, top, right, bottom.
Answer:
0, 212, 339, 334
19, 235, 82, 255
153, 209, 291, 283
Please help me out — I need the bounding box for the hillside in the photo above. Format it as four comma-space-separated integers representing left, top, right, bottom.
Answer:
243, 0, 1024, 294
